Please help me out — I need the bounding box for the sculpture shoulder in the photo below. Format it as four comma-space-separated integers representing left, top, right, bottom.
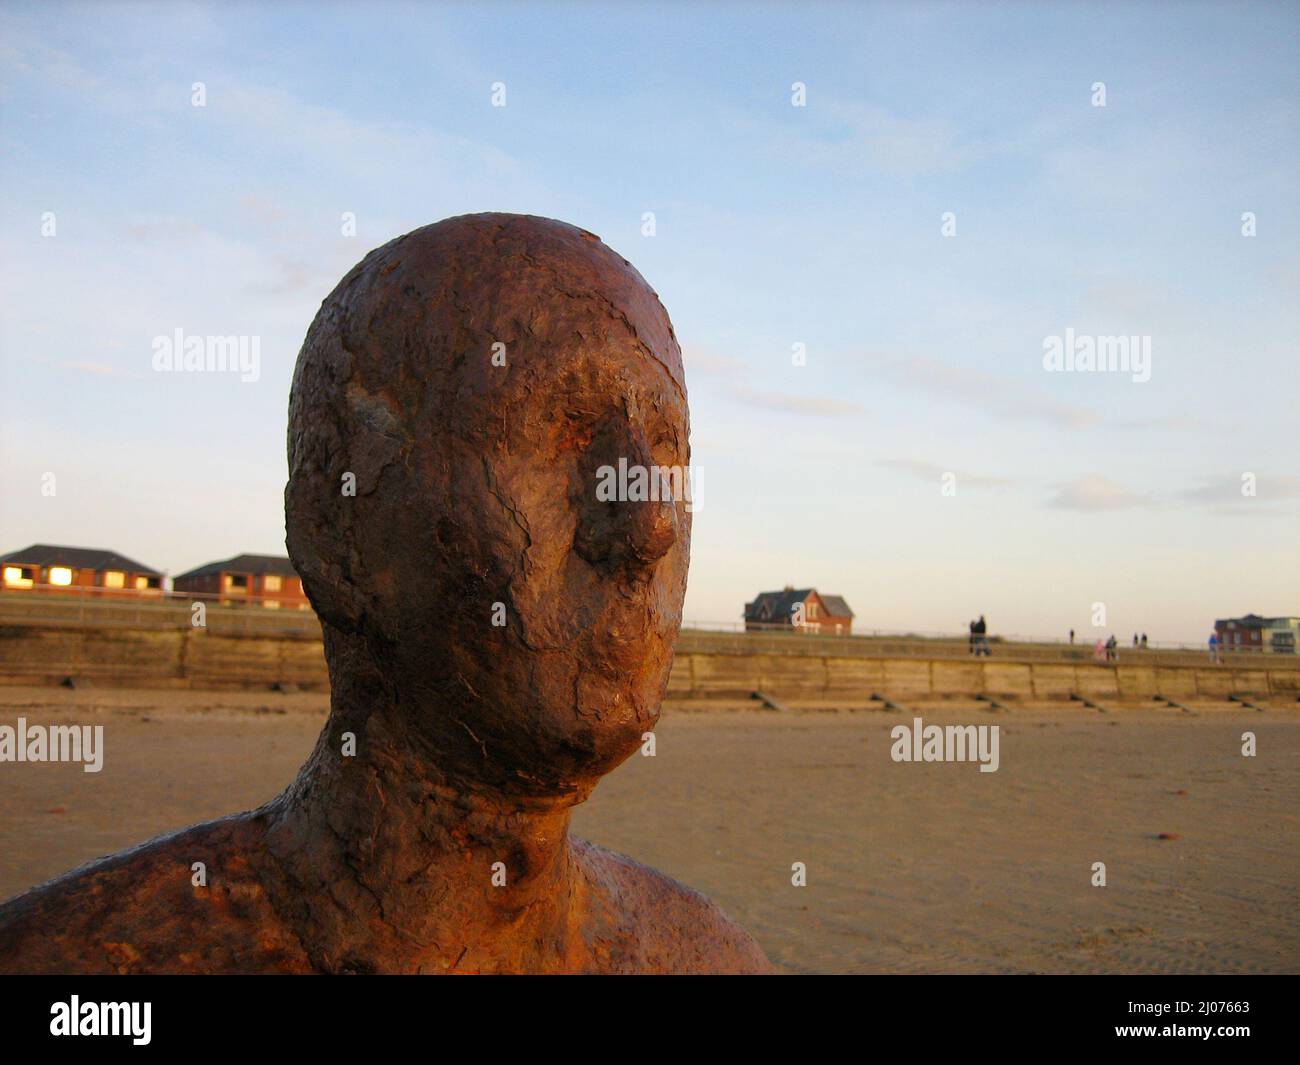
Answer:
573, 838, 775, 974
0, 812, 311, 974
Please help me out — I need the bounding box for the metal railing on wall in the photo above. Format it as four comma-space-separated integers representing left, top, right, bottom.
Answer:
0, 587, 1295, 666
678, 619, 1299, 666
0, 586, 321, 637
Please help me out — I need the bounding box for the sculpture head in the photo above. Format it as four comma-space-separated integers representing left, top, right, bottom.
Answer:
286, 214, 690, 799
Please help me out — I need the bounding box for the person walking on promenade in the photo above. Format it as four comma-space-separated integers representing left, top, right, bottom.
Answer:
1209, 631, 1220, 663
1069, 628, 1075, 644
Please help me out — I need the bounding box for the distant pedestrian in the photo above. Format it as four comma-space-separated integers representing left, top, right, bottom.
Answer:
1093, 639, 1106, 662
1106, 634, 1118, 662
969, 619, 977, 655
1140, 633, 1148, 649
974, 614, 990, 656
1133, 633, 1139, 648
1209, 632, 1220, 663
1069, 629, 1075, 644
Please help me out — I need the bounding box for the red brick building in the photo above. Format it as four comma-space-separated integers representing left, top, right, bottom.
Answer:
172, 554, 310, 609
1215, 614, 1300, 654
0, 544, 163, 596
743, 586, 855, 635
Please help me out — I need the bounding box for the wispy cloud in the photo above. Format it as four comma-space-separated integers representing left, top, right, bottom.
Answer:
683, 350, 746, 376
868, 350, 1223, 436
877, 458, 1012, 490
1044, 473, 1299, 514
727, 385, 864, 417
680, 348, 867, 415
216, 82, 521, 184
25, 355, 147, 380
125, 218, 206, 246
879, 353, 1097, 429
243, 255, 331, 298
62, 360, 145, 379
1112, 414, 1226, 433
1047, 475, 1149, 511
760, 98, 991, 177
1179, 473, 1300, 506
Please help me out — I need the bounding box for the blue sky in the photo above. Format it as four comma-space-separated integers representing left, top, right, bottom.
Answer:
1, 0, 1297, 642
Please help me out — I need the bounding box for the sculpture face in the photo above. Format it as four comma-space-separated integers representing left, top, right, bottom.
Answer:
286, 214, 691, 796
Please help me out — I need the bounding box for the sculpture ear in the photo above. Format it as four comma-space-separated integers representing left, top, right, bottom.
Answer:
573, 412, 679, 576
285, 373, 410, 638
285, 477, 367, 635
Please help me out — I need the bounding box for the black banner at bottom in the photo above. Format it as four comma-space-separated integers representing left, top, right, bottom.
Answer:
0, 973, 1287, 1052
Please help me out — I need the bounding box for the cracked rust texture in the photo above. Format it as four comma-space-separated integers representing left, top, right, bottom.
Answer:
0, 213, 773, 974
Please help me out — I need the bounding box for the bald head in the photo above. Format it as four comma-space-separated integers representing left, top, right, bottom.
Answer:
285, 213, 691, 795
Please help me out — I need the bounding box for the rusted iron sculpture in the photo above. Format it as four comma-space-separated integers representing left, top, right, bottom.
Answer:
0, 214, 773, 974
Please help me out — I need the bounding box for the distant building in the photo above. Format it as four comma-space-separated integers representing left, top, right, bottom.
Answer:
173, 554, 310, 610
1214, 614, 1300, 654
0, 544, 163, 595
744, 586, 854, 635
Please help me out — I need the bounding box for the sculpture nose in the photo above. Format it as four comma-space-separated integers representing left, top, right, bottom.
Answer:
574, 418, 682, 575
615, 420, 680, 570
625, 491, 678, 566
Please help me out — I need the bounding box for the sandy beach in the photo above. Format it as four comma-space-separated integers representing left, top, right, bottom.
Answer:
0, 686, 1295, 974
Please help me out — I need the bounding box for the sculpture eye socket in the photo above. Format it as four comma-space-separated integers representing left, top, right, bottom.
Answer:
572, 411, 678, 575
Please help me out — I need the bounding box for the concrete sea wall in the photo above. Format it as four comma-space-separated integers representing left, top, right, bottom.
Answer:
1, 622, 1296, 700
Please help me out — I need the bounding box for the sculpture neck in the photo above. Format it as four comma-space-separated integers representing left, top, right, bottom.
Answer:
263, 628, 590, 973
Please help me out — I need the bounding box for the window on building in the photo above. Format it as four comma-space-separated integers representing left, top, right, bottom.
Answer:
263, 575, 282, 592
134, 575, 161, 590
103, 571, 125, 589
263, 599, 281, 610
808, 601, 819, 619
48, 566, 73, 586
227, 574, 248, 589
3, 566, 34, 588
